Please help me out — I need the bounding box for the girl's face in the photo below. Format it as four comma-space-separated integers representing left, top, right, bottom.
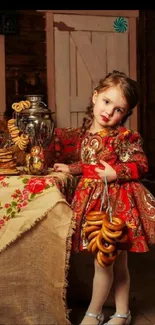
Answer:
92, 86, 128, 129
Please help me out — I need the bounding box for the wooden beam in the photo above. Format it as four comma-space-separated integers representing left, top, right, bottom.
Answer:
129, 17, 138, 131
38, 10, 139, 17
46, 12, 55, 113
0, 36, 6, 115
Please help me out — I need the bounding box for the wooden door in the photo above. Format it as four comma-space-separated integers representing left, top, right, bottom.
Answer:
54, 14, 130, 128
44, 10, 138, 130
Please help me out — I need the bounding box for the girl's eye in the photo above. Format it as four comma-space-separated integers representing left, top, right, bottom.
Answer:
116, 108, 123, 114
104, 99, 109, 104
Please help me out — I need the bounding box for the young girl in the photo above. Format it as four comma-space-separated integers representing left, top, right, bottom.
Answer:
53, 71, 155, 325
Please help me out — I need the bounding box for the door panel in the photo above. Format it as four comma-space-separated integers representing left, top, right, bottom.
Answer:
54, 29, 70, 127
54, 14, 130, 128
107, 33, 129, 74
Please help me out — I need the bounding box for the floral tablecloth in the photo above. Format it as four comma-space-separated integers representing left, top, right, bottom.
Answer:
0, 169, 76, 325
0, 169, 76, 253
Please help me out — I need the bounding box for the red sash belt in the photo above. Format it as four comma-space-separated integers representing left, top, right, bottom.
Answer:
82, 163, 105, 179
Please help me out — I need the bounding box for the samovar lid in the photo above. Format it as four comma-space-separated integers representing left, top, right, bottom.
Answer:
19, 94, 54, 115
19, 107, 54, 115
24, 94, 44, 101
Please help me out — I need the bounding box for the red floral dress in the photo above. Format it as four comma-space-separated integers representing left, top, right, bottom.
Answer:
69, 126, 155, 253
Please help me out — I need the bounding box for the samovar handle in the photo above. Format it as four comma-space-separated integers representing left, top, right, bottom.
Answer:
37, 101, 47, 107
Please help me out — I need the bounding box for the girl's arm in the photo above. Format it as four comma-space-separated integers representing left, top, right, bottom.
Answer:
68, 161, 83, 175
66, 136, 83, 175
113, 130, 148, 181
53, 138, 83, 175
53, 160, 83, 175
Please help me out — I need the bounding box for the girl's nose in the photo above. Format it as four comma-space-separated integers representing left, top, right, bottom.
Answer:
105, 106, 114, 116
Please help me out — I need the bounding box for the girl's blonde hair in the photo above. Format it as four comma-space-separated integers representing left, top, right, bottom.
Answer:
80, 70, 139, 135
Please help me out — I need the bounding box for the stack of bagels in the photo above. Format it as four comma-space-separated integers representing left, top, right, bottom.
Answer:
7, 119, 29, 151
0, 147, 18, 174
0, 100, 32, 174
7, 99, 31, 151
83, 211, 128, 267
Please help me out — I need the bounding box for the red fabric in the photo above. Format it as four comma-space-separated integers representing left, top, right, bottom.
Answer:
70, 127, 155, 253
43, 126, 155, 254
82, 163, 105, 179
114, 162, 140, 180
44, 127, 81, 166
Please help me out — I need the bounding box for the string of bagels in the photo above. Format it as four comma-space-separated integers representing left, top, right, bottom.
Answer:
83, 176, 128, 267
7, 100, 31, 150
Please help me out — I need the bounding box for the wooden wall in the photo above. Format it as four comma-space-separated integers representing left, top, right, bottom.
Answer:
138, 10, 155, 179
4, 10, 47, 119
3, 9, 155, 180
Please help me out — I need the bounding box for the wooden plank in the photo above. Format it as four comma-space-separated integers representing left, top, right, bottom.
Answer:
46, 12, 55, 113
76, 31, 91, 99
125, 119, 130, 129
55, 30, 70, 127
129, 17, 138, 131
70, 29, 105, 112
54, 14, 129, 32
71, 32, 92, 112
106, 32, 131, 129
78, 112, 85, 127
70, 30, 94, 113
107, 32, 129, 74
70, 36, 77, 98
92, 32, 107, 77
0, 36, 6, 115
71, 31, 104, 83
71, 113, 78, 127
40, 10, 139, 18
70, 39, 92, 113
70, 97, 89, 112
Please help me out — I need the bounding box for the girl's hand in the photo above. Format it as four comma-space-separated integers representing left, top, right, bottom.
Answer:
53, 163, 69, 173
95, 160, 117, 183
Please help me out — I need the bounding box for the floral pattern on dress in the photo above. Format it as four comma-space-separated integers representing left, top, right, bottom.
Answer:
70, 126, 155, 253
44, 127, 81, 166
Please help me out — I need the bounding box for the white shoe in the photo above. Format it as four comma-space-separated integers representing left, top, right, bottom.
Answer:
103, 311, 131, 325
80, 311, 104, 325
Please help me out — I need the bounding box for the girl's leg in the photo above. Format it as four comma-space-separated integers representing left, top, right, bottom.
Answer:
81, 258, 114, 325
107, 251, 130, 325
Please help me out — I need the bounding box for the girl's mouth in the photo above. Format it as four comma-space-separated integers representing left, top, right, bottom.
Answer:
101, 116, 109, 122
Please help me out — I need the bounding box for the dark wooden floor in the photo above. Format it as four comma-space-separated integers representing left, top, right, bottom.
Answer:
67, 245, 155, 325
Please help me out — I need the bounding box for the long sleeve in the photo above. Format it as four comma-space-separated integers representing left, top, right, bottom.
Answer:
113, 130, 148, 181
68, 161, 83, 175
68, 137, 83, 175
